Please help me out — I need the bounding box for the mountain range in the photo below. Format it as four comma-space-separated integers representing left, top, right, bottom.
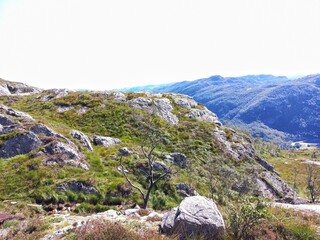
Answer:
125, 74, 320, 144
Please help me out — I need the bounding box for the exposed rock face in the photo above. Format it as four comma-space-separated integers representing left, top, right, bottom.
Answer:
153, 98, 179, 125
0, 79, 41, 95
70, 130, 93, 151
165, 153, 187, 168
42, 89, 74, 101
161, 196, 225, 239
128, 97, 179, 125
113, 92, 127, 102
31, 124, 58, 137
0, 132, 42, 158
0, 105, 34, 121
0, 85, 11, 95
44, 141, 82, 160
213, 127, 255, 159
43, 141, 89, 170
186, 107, 221, 126
173, 95, 198, 109
0, 114, 16, 126
93, 135, 121, 147
56, 181, 98, 194
258, 171, 295, 200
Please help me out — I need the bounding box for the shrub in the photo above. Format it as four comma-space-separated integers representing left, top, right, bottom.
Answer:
74, 220, 140, 240
227, 197, 268, 240
74, 203, 111, 214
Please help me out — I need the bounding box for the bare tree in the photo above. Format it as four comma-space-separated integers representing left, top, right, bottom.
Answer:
305, 162, 320, 202
118, 128, 172, 209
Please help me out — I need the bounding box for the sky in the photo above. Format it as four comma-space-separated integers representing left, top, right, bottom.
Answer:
0, 0, 320, 90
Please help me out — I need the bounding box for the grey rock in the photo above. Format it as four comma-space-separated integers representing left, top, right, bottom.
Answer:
44, 141, 82, 160
71, 130, 93, 151
113, 92, 127, 102
173, 96, 198, 109
0, 85, 11, 95
166, 153, 187, 168
186, 107, 220, 124
161, 207, 177, 234
0, 114, 16, 126
0, 105, 34, 121
161, 196, 225, 239
0, 132, 42, 158
93, 135, 121, 147
0, 125, 15, 135
176, 183, 196, 197
154, 98, 179, 125
258, 171, 295, 200
56, 181, 98, 194
56, 105, 76, 113
118, 147, 133, 156
128, 97, 179, 125
31, 124, 57, 137
257, 158, 279, 176
152, 161, 170, 172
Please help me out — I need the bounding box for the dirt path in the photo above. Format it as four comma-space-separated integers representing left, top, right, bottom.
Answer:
270, 202, 320, 215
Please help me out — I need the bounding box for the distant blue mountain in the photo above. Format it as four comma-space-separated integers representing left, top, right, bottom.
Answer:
125, 74, 320, 144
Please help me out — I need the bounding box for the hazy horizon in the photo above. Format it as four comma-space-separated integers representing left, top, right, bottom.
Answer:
0, 0, 319, 90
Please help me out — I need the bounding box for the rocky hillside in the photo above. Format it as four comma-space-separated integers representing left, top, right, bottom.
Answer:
0, 79, 296, 208
126, 74, 320, 144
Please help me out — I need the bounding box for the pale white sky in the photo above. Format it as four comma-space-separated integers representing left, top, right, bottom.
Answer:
0, 0, 319, 90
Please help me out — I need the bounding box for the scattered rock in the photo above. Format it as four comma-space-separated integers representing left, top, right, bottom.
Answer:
161, 196, 225, 239
93, 135, 121, 147
0, 132, 42, 158
118, 147, 133, 156
176, 183, 197, 197
56, 181, 98, 195
56, 105, 76, 113
165, 153, 187, 168
70, 130, 93, 151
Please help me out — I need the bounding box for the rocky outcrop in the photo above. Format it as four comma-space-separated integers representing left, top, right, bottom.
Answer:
0, 132, 42, 158
128, 97, 179, 125
43, 141, 89, 171
186, 107, 221, 126
0, 79, 41, 95
0, 114, 16, 126
161, 196, 225, 239
56, 181, 98, 194
153, 98, 179, 125
93, 135, 121, 147
258, 171, 295, 200
42, 89, 74, 101
213, 127, 255, 159
31, 124, 67, 141
165, 153, 187, 168
70, 130, 93, 151
0, 105, 34, 122
172, 95, 198, 109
